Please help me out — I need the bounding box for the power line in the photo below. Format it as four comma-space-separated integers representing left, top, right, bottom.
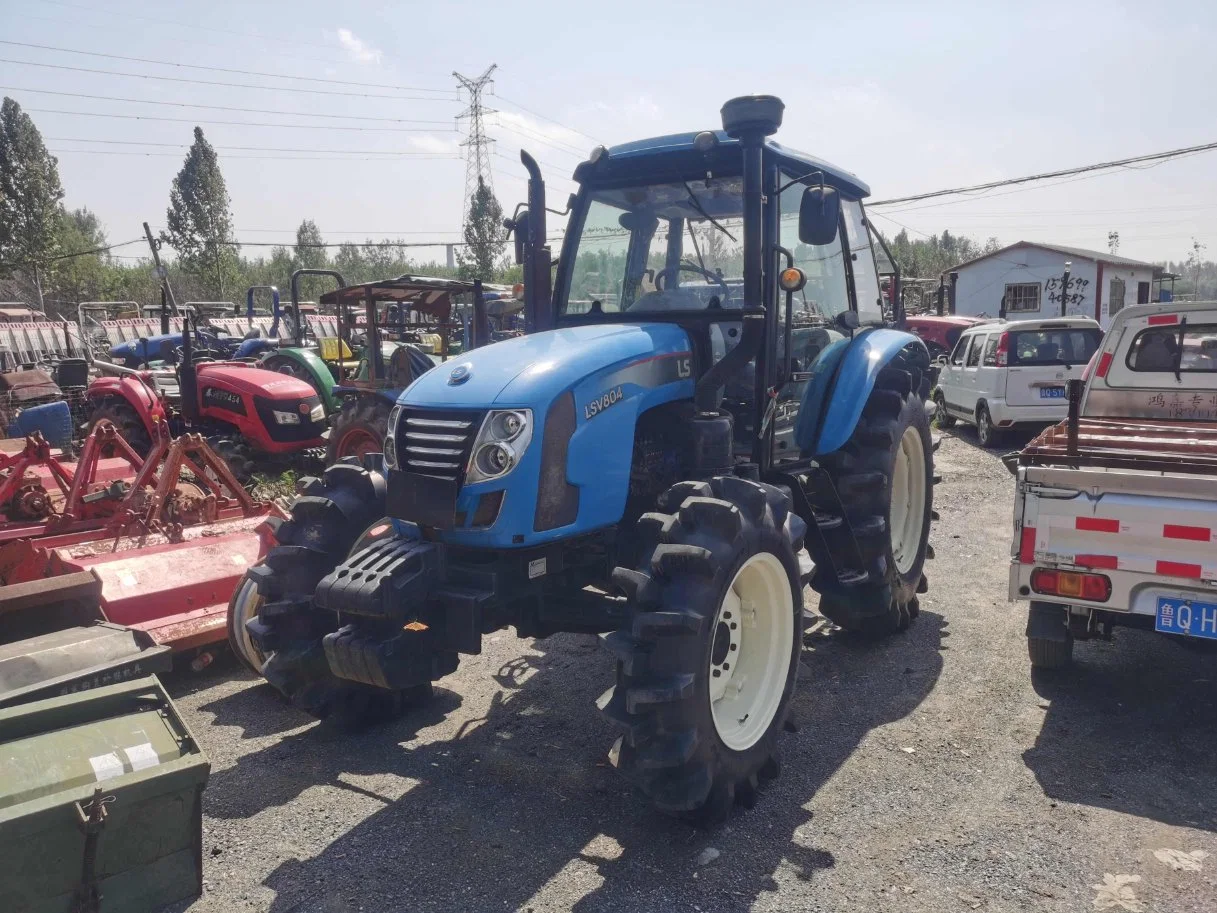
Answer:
492, 116, 587, 158
492, 92, 604, 145
4, 85, 456, 124
0, 237, 144, 271
28, 108, 452, 134
0, 57, 457, 101
0, 40, 458, 95
47, 136, 460, 156
869, 140, 1217, 207
50, 149, 459, 162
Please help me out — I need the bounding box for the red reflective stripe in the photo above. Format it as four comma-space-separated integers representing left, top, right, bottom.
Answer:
1163, 524, 1210, 542
1076, 516, 1120, 533
1095, 351, 1113, 378
1157, 560, 1202, 579
1148, 314, 1178, 326
1076, 554, 1119, 570
1019, 527, 1036, 563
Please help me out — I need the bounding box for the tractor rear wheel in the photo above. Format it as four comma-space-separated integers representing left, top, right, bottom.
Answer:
816, 364, 934, 637
231, 460, 432, 726
600, 476, 806, 826
86, 395, 151, 455
326, 397, 390, 465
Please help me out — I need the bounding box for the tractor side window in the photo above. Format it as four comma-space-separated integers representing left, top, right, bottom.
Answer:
842, 201, 884, 326
779, 180, 850, 323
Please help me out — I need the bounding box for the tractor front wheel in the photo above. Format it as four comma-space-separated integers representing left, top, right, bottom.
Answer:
86, 395, 151, 455
816, 365, 934, 637
230, 461, 434, 726
207, 436, 256, 486
600, 476, 806, 826
326, 397, 390, 465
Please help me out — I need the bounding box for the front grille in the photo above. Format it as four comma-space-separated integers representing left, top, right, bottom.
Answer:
397, 408, 484, 481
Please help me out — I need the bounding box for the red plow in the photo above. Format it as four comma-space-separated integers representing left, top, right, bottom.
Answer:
0, 421, 283, 665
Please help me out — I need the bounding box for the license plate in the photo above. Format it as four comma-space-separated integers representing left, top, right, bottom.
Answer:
1038, 386, 1066, 399
1155, 597, 1217, 639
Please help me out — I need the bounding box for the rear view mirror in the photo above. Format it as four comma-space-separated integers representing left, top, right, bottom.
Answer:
798, 185, 840, 246
511, 210, 529, 265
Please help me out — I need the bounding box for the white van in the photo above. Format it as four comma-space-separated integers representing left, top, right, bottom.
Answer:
934, 317, 1103, 446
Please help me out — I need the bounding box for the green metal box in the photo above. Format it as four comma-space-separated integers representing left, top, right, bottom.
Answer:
0, 675, 210, 913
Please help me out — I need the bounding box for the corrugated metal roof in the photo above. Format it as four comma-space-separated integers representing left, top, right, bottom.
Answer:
948, 241, 1159, 274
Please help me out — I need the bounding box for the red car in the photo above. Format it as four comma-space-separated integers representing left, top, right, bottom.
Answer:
902, 315, 991, 359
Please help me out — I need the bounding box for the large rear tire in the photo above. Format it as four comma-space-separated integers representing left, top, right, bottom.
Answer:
816, 365, 934, 637
326, 397, 391, 465
599, 476, 806, 826
86, 395, 152, 455
232, 460, 431, 726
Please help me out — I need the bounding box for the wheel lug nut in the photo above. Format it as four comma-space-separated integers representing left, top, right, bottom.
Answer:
729, 644, 737, 651
730, 622, 737, 630
722, 662, 730, 670
712, 669, 721, 678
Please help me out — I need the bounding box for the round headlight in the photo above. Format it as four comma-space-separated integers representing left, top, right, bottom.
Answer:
476, 442, 514, 476
492, 411, 526, 441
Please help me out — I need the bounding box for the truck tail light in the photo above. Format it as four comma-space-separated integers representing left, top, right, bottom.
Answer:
1030, 567, 1111, 602
995, 331, 1009, 367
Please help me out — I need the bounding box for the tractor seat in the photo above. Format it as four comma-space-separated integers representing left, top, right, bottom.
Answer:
317, 336, 360, 371
387, 344, 436, 389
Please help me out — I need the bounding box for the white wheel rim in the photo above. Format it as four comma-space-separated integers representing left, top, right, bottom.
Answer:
230, 578, 267, 671
890, 425, 927, 576
709, 552, 794, 752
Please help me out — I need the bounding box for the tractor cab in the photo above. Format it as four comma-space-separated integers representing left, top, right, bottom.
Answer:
237, 96, 935, 827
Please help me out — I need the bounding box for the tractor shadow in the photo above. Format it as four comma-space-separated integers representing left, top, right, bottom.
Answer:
1023, 627, 1217, 832
198, 611, 944, 913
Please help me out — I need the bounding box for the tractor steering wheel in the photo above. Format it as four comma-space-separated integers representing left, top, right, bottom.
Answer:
653, 263, 730, 302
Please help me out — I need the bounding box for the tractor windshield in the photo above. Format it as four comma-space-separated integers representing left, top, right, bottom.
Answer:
561, 177, 745, 316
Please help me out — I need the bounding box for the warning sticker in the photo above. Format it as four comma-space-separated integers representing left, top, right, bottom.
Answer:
89, 752, 125, 782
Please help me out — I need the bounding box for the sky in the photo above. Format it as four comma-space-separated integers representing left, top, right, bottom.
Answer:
1, 0, 1215, 270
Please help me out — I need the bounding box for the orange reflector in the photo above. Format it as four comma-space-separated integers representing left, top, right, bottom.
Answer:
779, 267, 806, 292
404, 621, 429, 632
512, 282, 525, 298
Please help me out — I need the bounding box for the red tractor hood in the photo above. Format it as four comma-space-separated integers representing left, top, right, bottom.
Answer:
195, 363, 317, 400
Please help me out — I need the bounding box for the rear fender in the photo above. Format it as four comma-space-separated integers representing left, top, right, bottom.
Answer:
797, 328, 929, 456
262, 348, 340, 411
87, 374, 165, 433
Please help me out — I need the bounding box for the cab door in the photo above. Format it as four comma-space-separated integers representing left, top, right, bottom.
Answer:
959, 331, 986, 414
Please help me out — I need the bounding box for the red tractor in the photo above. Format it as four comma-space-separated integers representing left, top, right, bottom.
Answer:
85, 316, 326, 480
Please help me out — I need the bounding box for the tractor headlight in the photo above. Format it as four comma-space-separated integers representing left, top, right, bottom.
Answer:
273, 409, 301, 425
384, 405, 403, 470
466, 409, 532, 484
309, 403, 325, 423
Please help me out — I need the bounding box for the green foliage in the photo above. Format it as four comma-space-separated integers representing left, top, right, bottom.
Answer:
887, 228, 1002, 279
161, 127, 240, 299
0, 97, 65, 294
457, 177, 505, 279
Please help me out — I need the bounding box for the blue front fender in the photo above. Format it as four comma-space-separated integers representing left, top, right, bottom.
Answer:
797, 328, 928, 456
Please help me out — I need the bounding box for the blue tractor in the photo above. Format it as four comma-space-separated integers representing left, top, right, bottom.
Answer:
229, 95, 934, 824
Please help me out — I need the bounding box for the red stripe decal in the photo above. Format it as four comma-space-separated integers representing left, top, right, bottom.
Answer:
1076, 516, 1120, 533
1164, 524, 1210, 542
1019, 527, 1036, 563
1148, 314, 1178, 326
1157, 560, 1202, 579
1095, 351, 1113, 378
1076, 554, 1119, 570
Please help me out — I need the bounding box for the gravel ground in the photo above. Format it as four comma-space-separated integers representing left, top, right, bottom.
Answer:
167, 428, 1217, 913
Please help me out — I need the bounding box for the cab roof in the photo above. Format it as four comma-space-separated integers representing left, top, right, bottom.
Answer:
574, 130, 870, 200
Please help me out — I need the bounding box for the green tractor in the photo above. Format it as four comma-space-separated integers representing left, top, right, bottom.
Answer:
231, 95, 935, 824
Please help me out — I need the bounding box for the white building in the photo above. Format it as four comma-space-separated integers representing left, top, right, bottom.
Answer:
947, 242, 1158, 331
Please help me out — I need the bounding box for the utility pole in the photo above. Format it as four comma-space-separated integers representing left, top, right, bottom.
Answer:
144, 221, 179, 316
1059, 260, 1072, 318
453, 65, 498, 226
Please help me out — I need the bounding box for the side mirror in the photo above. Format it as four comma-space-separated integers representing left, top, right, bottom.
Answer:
511, 210, 529, 265
934, 354, 949, 367
798, 185, 840, 246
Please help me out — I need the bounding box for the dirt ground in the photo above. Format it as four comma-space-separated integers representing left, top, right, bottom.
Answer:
168, 427, 1217, 913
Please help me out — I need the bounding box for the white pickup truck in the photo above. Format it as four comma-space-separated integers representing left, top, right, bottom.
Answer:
1009, 300, 1217, 668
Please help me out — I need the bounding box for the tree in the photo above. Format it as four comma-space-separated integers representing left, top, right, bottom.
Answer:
457, 177, 505, 279
46, 208, 108, 316
0, 97, 65, 308
291, 219, 330, 301
161, 126, 239, 299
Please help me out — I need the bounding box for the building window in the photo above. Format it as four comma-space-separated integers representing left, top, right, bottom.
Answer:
1109, 277, 1126, 316
1004, 282, 1041, 312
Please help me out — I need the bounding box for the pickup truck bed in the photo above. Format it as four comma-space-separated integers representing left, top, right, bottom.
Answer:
1020, 416, 1217, 475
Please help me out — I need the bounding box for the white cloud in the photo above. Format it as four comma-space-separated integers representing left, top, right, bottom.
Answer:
335, 28, 382, 65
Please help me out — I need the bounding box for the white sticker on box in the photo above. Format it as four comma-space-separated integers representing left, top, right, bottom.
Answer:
123, 742, 161, 771
89, 752, 125, 781
528, 557, 546, 579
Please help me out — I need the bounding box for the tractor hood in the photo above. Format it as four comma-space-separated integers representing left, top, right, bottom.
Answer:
400, 323, 693, 409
